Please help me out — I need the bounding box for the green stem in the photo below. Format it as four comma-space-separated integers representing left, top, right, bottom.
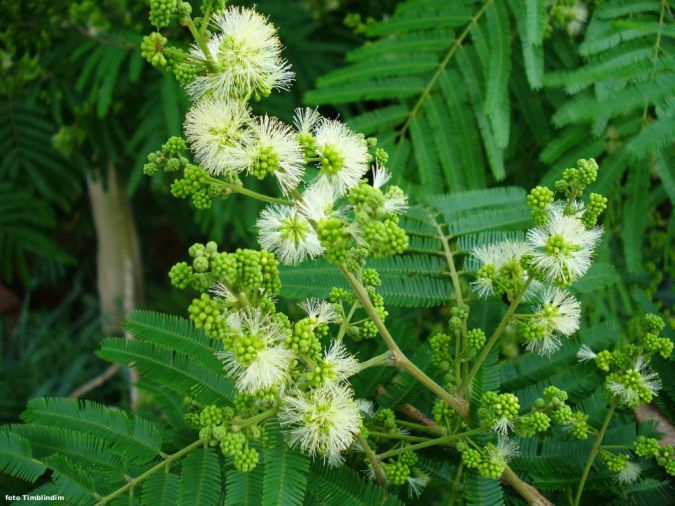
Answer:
357, 433, 386, 488
368, 431, 430, 442
184, 15, 216, 69
376, 428, 485, 460
448, 461, 463, 506
357, 351, 394, 372
339, 265, 469, 418
574, 402, 617, 506
234, 407, 278, 429
96, 440, 203, 505
229, 184, 293, 206
337, 301, 359, 340
395, 419, 444, 436
502, 465, 554, 506
459, 277, 533, 396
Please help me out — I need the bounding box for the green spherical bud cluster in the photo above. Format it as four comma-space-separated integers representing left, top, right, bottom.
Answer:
347, 320, 378, 341
429, 333, 452, 370
170, 164, 221, 209
141, 32, 168, 67
329, 287, 351, 303
554, 158, 598, 198
188, 293, 227, 339
602, 452, 629, 473
383, 461, 410, 486
298, 132, 317, 159
461, 448, 482, 469
176, 1, 192, 21
344, 246, 370, 273
149, 0, 177, 28
610, 344, 638, 370
362, 268, 381, 288
634, 436, 660, 459
655, 446, 675, 476
361, 219, 409, 258
317, 217, 353, 263
349, 183, 385, 211
144, 137, 189, 176
643, 313, 666, 333
199, 427, 214, 443
304, 358, 336, 387
467, 328, 486, 353
286, 317, 323, 359
516, 412, 551, 437
595, 350, 612, 372
478, 392, 520, 429
581, 193, 607, 228
199, 404, 224, 429
569, 411, 590, 440
399, 451, 418, 467
375, 147, 389, 166
319, 145, 345, 175
478, 443, 506, 479
527, 186, 555, 225
375, 408, 397, 432
451, 304, 470, 321
169, 262, 194, 289
644, 333, 673, 359
606, 368, 655, 409
234, 446, 259, 472
212, 252, 237, 282
433, 398, 460, 429
551, 404, 573, 424
220, 432, 246, 456
248, 145, 281, 180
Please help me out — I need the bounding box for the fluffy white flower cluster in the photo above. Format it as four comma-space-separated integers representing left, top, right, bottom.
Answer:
214, 299, 362, 462
470, 200, 601, 356
180, 7, 392, 266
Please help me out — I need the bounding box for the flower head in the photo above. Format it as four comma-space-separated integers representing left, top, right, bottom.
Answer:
279, 384, 361, 458
523, 287, 581, 356
616, 461, 641, 484
471, 240, 531, 298
183, 97, 252, 176
257, 205, 322, 265
312, 119, 369, 196
218, 309, 293, 393
322, 340, 360, 382
187, 6, 293, 99
607, 356, 661, 408
232, 115, 305, 193
527, 206, 602, 284
298, 178, 337, 222
299, 299, 339, 324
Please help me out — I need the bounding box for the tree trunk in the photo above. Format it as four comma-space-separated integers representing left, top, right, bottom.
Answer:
86, 165, 143, 408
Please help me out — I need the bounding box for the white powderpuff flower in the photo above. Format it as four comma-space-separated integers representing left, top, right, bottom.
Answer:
493, 417, 515, 436
218, 309, 292, 393
233, 115, 305, 193
293, 107, 322, 135
607, 356, 661, 406
297, 178, 336, 222
300, 299, 339, 324
616, 461, 641, 484
490, 437, 520, 463
471, 240, 532, 297
527, 206, 602, 284
372, 165, 392, 189
577, 344, 597, 363
407, 474, 429, 498
323, 340, 360, 382
538, 287, 581, 336
313, 119, 369, 196
567, 1, 589, 37
524, 334, 562, 357
187, 6, 293, 99
356, 399, 376, 418
183, 97, 252, 175
257, 205, 322, 264
210, 282, 237, 304
279, 384, 361, 458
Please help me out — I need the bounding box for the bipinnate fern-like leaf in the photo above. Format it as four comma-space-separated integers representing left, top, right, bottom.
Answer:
21, 398, 162, 464
179, 448, 222, 506
262, 423, 310, 506
0, 431, 46, 482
